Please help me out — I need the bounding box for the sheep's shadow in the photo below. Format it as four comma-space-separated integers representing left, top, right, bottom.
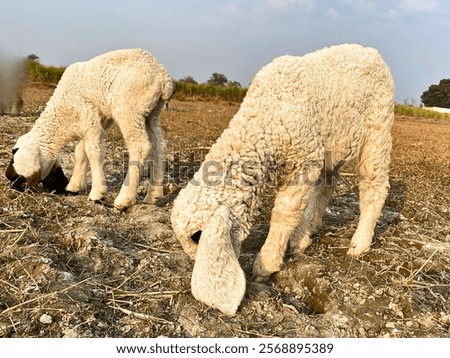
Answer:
322, 177, 406, 245
241, 177, 407, 262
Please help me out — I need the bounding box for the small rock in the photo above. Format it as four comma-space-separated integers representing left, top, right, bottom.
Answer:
39, 314, 53, 324
62, 327, 79, 338
97, 321, 108, 329
440, 314, 450, 324
120, 325, 132, 334
385, 322, 395, 329
330, 311, 349, 329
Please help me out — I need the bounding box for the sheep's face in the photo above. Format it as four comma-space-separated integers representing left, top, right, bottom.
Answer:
171, 182, 244, 257
170, 183, 246, 315
170, 184, 216, 259
6, 133, 68, 193
5, 150, 38, 191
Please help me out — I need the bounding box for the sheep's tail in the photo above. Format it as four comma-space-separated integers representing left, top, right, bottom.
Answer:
161, 76, 174, 102
191, 205, 246, 315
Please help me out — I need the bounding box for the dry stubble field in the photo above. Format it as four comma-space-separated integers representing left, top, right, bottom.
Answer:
0, 84, 449, 338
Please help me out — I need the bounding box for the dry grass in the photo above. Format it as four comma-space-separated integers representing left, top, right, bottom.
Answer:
0, 86, 449, 337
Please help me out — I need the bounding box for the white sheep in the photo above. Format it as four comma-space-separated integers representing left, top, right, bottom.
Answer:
0, 54, 27, 115
6, 49, 173, 210
170, 44, 395, 315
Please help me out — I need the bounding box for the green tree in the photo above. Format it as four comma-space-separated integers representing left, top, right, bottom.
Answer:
207, 72, 228, 86
421, 79, 450, 108
228, 80, 242, 88
27, 54, 40, 62
178, 76, 198, 84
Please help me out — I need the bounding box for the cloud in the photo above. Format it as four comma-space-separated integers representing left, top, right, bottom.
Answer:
326, 8, 341, 20
218, 2, 241, 15
264, 0, 316, 10
386, 8, 401, 19
338, 0, 376, 12
398, 0, 438, 12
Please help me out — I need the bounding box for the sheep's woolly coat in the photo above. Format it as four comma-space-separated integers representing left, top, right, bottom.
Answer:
7, 49, 173, 209
171, 44, 395, 315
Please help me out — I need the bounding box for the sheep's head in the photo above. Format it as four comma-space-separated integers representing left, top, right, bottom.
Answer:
171, 182, 246, 315
5, 133, 68, 193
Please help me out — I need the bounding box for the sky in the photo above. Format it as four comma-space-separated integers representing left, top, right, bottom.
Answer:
1, 0, 450, 104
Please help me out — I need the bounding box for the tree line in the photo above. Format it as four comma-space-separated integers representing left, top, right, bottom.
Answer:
26, 54, 450, 108
25, 54, 246, 102
421, 79, 450, 108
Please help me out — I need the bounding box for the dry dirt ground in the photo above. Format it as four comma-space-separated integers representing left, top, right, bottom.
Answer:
0, 84, 449, 338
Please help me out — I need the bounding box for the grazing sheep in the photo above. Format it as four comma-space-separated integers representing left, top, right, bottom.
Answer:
171, 44, 395, 315
0, 54, 27, 115
6, 49, 173, 210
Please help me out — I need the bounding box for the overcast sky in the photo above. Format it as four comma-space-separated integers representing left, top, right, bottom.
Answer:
1, 0, 449, 103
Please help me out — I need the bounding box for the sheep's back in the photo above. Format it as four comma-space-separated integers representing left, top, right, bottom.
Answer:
242, 44, 395, 163
50, 49, 172, 119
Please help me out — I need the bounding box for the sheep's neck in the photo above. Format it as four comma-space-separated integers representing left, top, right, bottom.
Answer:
199, 120, 277, 230
32, 108, 76, 158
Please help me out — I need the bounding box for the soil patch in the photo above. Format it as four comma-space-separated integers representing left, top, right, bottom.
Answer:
0, 85, 448, 337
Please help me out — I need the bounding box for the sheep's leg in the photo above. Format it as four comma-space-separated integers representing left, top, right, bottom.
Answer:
253, 163, 322, 282
290, 180, 337, 254
11, 98, 23, 115
348, 133, 391, 256
85, 130, 108, 202
144, 101, 166, 204
114, 120, 151, 210
66, 140, 88, 193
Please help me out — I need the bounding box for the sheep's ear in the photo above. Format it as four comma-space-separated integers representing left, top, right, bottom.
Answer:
191, 205, 246, 315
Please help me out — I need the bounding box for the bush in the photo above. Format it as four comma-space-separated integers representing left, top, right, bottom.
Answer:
27, 60, 65, 84
394, 104, 450, 120
173, 81, 247, 103
24, 60, 247, 103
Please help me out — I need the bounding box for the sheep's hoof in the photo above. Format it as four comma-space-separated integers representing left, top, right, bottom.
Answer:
252, 272, 273, 283
93, 199, 114, 208
346, 244, 371, 257
143, 187, 163, 205
252, 262, 274, 283
143, 197, 160, 205
290, 243, 309, 255
88, 195, 115, 208
114, 195, 135, 211
113, 203, 131, 212
113, 199, 135, 212
65, 190, 80, 196
88, 191, 106, 202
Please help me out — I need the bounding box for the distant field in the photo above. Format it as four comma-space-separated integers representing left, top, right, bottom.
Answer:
395, 104, 450, 121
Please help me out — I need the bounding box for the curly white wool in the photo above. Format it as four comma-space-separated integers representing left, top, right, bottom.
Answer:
7, 49, 173, 209
171, 44, 395, 315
